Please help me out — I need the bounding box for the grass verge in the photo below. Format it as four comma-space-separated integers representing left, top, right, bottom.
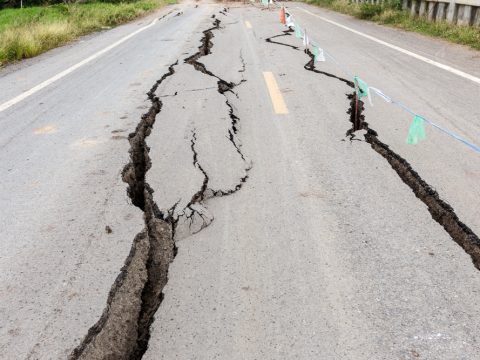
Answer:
0, 0, 175, 65
304, 0, 480, 50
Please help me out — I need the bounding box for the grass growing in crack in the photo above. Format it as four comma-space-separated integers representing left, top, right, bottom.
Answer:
0, 0, 176, 65
304, 0, 480, 50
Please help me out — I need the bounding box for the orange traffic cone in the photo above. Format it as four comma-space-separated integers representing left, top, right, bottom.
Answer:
280, 7, 286, 25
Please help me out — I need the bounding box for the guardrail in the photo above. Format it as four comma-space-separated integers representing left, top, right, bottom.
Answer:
352, 0, 480, 26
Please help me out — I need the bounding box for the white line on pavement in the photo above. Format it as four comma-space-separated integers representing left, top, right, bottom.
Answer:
0, 16, 162, 113
297, 7, 480, 85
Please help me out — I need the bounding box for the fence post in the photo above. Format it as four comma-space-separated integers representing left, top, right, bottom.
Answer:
446, 1, 457, 23
458, 5, 472, 25
436, 2, 447, 21
427, 1, 436, 20
473, 6, 480, 26
411, 0, 418, 15
419, 0, 428, 16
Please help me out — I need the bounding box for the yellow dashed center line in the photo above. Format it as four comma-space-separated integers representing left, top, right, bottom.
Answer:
245, 20, 252, 29
263, 72, 288, 115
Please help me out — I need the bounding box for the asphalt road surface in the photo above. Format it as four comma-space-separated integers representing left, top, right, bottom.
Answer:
1, 1, 480, 359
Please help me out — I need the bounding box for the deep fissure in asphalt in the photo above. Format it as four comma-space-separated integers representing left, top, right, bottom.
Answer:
70, 61, 177, 360
266, 29, 480, 270
71, 12, 251, 359
265, 28, 300, 50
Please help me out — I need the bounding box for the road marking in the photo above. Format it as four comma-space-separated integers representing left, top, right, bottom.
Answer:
0, 17, 163, 113
297, 7, 480, 85
34, 125, 56, 134
245, 20, 252, 29
263, 72, 289, 114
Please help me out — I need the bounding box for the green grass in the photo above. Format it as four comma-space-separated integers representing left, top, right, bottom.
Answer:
304, 0, 480, 50
0, 0, 175, 65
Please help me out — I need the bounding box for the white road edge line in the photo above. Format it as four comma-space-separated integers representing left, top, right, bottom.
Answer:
297, 7, 480, 86
0, 17, 161, 113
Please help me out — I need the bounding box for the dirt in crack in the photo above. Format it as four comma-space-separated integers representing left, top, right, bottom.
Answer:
266, 29, 480, 270
71, 14, 253, 360
69, 61, 177, 360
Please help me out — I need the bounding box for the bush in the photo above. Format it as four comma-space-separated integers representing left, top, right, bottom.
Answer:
358, 4, 383, 19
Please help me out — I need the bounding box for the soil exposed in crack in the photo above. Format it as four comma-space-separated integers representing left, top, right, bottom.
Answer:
71, 14, 253, 360
266, 29, 480, 270
364, 131, 480, 270
69, 230, 149, 360
70, 61, 177, 360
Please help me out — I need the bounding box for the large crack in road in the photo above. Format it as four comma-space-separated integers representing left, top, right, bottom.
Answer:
177, 14, 252, 232
70, 61, 177, 360
266, 28, 480, 270
70, 12, 251, 359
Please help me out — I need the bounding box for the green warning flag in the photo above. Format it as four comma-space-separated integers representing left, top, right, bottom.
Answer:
406, 115, 427, 145
295, 24, 303, 39
353, 76, 369, 99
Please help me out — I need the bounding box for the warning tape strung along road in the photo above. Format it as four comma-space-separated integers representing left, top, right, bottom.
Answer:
262, 2, 480, 154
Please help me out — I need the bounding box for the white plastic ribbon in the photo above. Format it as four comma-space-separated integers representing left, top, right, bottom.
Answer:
369, 87, 392, 106
314, 46, 325, 62
303, 29, 309, 48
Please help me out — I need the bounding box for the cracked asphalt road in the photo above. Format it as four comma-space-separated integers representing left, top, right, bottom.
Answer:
1, 1, 480, 359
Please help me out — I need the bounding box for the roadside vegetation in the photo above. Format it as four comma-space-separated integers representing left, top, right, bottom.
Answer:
0, 0, 175, 65
304, 0, 480, 50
